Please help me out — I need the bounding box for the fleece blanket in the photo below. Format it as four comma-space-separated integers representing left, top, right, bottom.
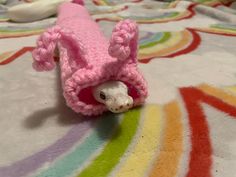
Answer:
1, 0, 236, 177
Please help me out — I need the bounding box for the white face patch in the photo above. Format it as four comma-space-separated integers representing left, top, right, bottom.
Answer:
93, 81, 133, 113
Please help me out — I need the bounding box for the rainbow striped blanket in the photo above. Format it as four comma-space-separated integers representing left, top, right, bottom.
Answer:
1, 0, 236, 177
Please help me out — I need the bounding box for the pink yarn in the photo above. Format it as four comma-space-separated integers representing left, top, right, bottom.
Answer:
32, 26, 61, 71
109, 19, 138, 62
32, 2, 148, 116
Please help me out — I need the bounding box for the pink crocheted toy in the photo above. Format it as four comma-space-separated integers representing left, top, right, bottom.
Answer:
32, 1, 148, 116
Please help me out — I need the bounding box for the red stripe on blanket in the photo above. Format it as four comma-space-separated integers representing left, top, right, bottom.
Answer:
0, 47, 35, 65
213, 1, 234, 7
139, 28, 201, 64
180, 87, 236, 177
181, 87, 212, 177
164, 28, 201, 58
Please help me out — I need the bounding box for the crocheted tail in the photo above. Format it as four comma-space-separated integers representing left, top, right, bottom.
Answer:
32, 26, 61, 71
108, 19, 138, 63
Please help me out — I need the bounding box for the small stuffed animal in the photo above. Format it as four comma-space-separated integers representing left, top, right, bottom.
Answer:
32, 1, 148, 116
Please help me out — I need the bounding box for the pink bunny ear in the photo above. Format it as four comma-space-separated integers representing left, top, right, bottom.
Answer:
32, 26, 61, 71
32, 25, 88, 72
108, 19, 138, 63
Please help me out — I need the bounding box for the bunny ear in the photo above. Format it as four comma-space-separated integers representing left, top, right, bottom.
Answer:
32, 26, 61, 71
108, 19, 139, 64
32, 25, 88, 72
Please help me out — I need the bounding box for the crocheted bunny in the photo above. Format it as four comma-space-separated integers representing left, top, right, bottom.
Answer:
32, 1, 148, 116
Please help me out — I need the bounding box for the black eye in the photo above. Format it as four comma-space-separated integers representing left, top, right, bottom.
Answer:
100, 92, 106, 100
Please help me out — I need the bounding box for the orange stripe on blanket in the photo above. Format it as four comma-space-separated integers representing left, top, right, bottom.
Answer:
0, 47, 35, 65
199, 84, 236, 106
166, 28, 201, 58
148, 101, 183, 177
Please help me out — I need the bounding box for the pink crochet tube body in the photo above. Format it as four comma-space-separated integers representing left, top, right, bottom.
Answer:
32, 2, 148, 116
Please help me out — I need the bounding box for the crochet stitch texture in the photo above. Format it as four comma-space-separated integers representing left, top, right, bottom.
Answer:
32, 2, 148, 116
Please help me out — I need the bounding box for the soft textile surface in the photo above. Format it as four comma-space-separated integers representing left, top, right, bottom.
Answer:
1, 0, 236, 177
